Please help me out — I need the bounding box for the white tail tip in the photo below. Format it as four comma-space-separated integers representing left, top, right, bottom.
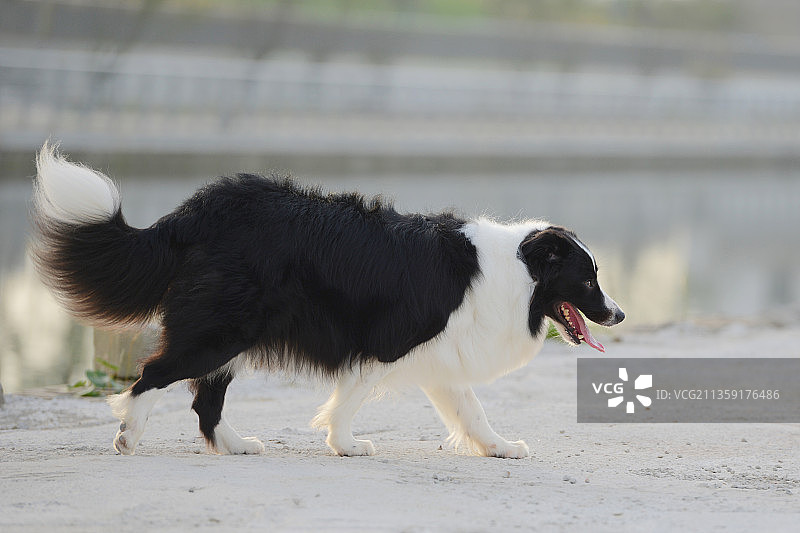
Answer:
34, 141, 120, 224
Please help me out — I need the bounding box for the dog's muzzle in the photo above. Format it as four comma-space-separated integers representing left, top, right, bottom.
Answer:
602, 293, 625, 326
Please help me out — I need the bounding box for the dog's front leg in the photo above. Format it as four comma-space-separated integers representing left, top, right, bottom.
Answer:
311, 365, 389, 456
422, 385, 529, 459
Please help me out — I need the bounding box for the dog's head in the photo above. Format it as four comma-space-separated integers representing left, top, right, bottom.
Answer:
518, 226, 624, 352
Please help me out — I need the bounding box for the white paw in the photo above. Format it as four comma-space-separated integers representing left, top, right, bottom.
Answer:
108, 389, 164, 455
485, 439, 530, 459
213, 435, 265, 455
209, 418, 265, 455
113, 421, 142, 455
327, 436, 376, 456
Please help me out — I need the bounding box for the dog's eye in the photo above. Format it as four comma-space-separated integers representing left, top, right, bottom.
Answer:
584, 279, 595, 289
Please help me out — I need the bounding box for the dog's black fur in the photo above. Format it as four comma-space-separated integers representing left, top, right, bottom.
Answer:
33, 175, 482, 445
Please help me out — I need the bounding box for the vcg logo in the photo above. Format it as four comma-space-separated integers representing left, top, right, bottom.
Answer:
591, 367, 653, 414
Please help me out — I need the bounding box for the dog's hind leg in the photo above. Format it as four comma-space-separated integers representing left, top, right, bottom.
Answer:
108, 332, 254, 455
190, 369, 264, 455
107, 256, 267, 455
311, 365, 390, 456
108, 387, 166, 455
421, 385, 529, 459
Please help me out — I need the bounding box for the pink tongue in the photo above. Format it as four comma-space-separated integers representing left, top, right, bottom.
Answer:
564, 302, 605, 353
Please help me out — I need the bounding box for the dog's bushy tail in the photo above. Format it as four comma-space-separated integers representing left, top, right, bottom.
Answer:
30, 142, 177, 327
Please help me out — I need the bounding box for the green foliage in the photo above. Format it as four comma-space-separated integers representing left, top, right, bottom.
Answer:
71, 359, 128, 397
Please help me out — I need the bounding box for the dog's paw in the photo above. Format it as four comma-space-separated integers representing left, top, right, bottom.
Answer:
327, 436, 376, 457
213, 436, 265, 455
485, 439, 530, 459
113, 421, 141, 455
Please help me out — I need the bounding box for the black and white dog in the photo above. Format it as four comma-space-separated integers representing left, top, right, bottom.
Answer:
31, 143, 624, 458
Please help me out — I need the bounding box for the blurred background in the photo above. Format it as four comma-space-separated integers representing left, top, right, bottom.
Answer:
1, 0, 799, 392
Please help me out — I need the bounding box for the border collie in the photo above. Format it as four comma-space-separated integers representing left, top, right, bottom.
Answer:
31, 143, 624, 458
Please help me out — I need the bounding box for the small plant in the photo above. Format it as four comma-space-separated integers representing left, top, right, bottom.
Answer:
72, 359, 129, 397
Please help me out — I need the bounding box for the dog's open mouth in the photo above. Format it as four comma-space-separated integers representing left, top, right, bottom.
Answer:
554, 302, 605, 352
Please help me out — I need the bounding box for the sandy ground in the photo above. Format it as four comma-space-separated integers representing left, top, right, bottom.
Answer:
1, 320, 799, 532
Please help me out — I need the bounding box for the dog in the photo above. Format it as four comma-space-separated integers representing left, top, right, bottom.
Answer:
30, 143, 624, 458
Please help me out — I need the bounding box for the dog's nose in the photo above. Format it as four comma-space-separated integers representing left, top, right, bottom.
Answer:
613, 308, 625, 324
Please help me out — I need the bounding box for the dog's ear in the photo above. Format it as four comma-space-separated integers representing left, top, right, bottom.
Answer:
518, 228, 571, 276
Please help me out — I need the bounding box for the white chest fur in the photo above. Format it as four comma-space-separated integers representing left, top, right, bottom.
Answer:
386, 218, 551, 388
